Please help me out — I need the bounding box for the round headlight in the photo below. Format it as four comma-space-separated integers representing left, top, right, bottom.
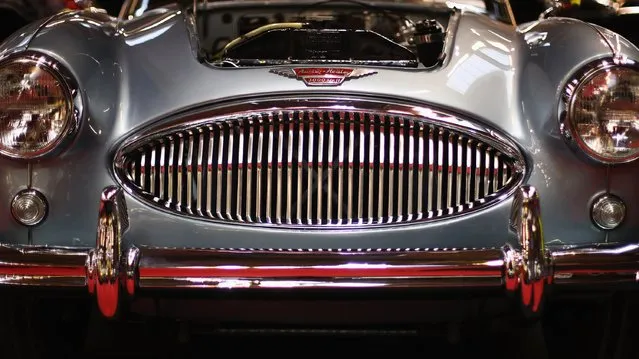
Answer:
563, 61, 639, 163
0, 55, 76, 159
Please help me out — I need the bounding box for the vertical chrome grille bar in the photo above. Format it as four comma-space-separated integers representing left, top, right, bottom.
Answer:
357, 115, 365, 223
474, 143, 481, 201
205, 128, 214, 217
347, 119, 354, 224
158, 141, 165, 202
149, 147, 156, 199
377, 116, 385, 223
337, 117, 345, 224
167, 138, 175, 208
387, 118, 395, 222
416, 124, 424, 219
484, 149, 492, 197
286, 116, 294, 224
407, 121, 414, 220
441, 131, 450, 212
225, 122, 234, 220
502, 156, 508, 187
307, 120, 314, 225
265, 114, 274, 223
196, 131, 204, 216
316, 119, 324, 224
185, 130, 194, 215
215, 124, 224, 219
176, 133, 184, 212
435, 129, 443, 214
397, 118, 404, 221
236, 122, 245, 221
296, 117, 304, 225
367, 116, 374, 224
446, 133, 453, 211
245, 120, 254, 222
427, 126, 434, 215
454, 135, 461, 210
490, 151, 500, 193
326, 118, 334, 223
275, 115, 284, 224
256, 115, 264, 222
140, 152, 146, 193
131, 155, 137, 184
464, 139, 472, 205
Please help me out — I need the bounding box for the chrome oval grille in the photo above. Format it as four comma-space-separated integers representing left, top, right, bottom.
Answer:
115, 98, 524, 227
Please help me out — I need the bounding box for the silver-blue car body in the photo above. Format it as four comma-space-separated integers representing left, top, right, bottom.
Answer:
0, 0, 638, 321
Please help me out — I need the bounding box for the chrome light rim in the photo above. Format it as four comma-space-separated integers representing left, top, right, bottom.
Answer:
113, 96, 527, 229
559, 57, 639, 165
590, 193, 626, 230
0, 51, 83, 160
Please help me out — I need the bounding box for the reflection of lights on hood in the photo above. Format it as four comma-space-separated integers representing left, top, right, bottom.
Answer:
523, 32, 548, 47
486, 40, 510, 53
480, 47, 510, 66
471, 41, 485, 51
45, 17, 102, 28
487, 30, 512, 43
124, 25, 172, 46
446, 53, 500, 94
123, 12, 178, 46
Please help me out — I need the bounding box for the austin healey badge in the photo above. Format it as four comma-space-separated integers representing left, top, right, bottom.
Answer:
270, 67, 378, 86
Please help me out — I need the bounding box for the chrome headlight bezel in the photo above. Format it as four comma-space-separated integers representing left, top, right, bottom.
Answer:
0, 51, 83, 160
559, 58, 639, 165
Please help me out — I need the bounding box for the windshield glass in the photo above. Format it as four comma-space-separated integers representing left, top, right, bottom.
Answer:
120, 0, 515, 25
119, 0, 515, 68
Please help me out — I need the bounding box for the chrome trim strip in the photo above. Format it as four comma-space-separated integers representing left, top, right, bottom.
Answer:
0, 244, 87, 286
440, 9, 462, 67
552, 243, 639, 285
4, 240, 639, 289
113, 96, 527, 229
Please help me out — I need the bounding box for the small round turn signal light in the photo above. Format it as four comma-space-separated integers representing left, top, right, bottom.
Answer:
11, 189, 48, 226
591, 194, 626, 230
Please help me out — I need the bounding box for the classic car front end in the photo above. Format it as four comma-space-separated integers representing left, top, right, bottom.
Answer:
1, 0, 639, 354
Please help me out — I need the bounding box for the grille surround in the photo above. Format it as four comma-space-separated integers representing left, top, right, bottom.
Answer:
114, 97, 526, 229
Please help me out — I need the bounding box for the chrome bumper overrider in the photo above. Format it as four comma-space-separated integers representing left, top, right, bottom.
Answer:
0, 185, 638, 318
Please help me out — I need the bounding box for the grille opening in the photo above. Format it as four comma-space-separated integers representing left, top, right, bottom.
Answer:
118, 105, 522, 227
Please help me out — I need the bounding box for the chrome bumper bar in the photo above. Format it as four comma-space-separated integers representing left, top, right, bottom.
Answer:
0, 185, 638, 319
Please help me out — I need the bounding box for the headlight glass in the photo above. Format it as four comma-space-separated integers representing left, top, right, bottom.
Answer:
0, 57, 73, 159
567, 65, 639, 163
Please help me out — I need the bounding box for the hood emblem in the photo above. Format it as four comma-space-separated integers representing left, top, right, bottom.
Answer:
270, 67, 378, 86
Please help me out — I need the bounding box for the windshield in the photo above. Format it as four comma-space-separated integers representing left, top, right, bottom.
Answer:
120, 0, 515, 25
119, 0, 515, 68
